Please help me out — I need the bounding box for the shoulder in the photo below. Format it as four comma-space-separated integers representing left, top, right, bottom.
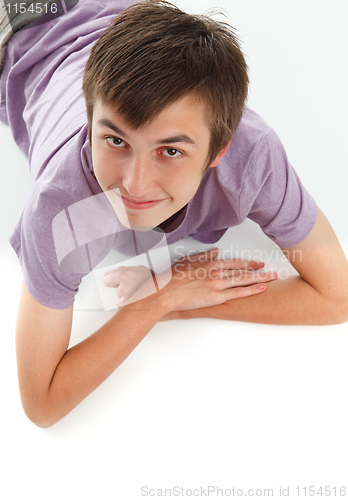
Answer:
10, 133, 108, 307
231, 106, 273, 153
234, 106, 272, 142
219, 107, 278, 173
216, 107, 282, 192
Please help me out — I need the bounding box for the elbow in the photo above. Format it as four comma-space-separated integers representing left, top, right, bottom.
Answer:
25, 409, 60, 429
336, 306, 348, 325
28, 418, 55, 429
326, 296, 348, 325
330, 312, 348, 326
30, 416, 57, 429
21, 399, 61, 428
23, 408, 56, 428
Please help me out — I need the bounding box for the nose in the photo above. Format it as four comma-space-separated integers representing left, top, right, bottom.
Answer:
122, 155, 157, 198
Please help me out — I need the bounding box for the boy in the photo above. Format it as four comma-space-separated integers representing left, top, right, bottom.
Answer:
0, 0, 347, 428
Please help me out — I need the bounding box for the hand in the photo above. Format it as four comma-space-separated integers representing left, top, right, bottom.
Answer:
104, 265, 154, 309
157, 248, 277, 312
105, 248, 277, 313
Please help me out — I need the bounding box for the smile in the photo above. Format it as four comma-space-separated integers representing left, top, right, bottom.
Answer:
114, 191, 166, 210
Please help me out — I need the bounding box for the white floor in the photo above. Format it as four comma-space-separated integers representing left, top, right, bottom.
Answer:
1, 1, 348, 498
1, 161, 348, 498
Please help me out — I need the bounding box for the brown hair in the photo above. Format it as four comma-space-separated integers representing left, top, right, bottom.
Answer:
82, 0, 249, 169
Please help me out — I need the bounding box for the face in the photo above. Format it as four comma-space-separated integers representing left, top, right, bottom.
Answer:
91, 94, 230, 230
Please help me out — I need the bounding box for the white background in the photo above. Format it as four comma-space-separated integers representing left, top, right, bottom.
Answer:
0, 1, 347, 499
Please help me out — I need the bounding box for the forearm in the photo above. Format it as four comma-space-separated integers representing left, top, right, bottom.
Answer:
41, 297, 169, 427
174, 276, 347, 325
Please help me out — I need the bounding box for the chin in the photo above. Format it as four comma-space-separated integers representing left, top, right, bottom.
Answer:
124, 214, 161, 231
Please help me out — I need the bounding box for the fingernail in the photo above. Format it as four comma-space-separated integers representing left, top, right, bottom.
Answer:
268, 272, 277, 278
259, 283, 266, 290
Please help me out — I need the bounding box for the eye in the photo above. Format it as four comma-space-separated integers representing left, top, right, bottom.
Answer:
106, 137, 126, 148
162, 148, 182, 158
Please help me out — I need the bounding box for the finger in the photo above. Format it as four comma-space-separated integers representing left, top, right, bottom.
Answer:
104, 273, 122, 288
219, 282, 268, 301
211, 271, 277, 289
117, 281, 143, 297
226, 270, 276, 282
229, 270, 277, 286
202, 260, 265, 274
233, 272, 278, 285
104, 269, 116, 276
116, 296, 125, 308
246, 260, 265, 270
211, 258, 265, 270
104, 266, 125, 276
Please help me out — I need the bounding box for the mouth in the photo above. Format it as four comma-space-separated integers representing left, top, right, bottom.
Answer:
114, 191, 166, 210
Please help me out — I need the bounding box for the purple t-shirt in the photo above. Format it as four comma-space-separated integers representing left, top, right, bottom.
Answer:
0, 0, 317, 309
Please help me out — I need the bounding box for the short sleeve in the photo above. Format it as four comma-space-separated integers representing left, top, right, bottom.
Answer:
3, 0, 139, 308
239, 127, 318, 248
9, 183, 124, 309
10, 184, 86, 309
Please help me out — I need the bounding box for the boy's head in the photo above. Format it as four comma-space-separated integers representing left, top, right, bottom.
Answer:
82, 0, 248, 170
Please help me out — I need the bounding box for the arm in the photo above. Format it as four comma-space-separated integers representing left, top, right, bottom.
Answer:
15, 280, 169, 428
16, 250, 274, 427
165, 207, 348, 325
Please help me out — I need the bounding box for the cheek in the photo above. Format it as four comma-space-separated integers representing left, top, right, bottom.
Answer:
164, 173, 202, 202
92, 150, 114, 185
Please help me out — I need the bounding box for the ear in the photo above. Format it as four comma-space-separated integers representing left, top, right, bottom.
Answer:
208, 138, 233, 169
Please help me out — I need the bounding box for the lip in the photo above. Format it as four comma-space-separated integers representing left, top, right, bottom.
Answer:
114, 191, 166, 210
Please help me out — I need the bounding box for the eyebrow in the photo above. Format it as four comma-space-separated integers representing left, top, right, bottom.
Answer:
97, 118, 197, 147
97, 119, 127, 137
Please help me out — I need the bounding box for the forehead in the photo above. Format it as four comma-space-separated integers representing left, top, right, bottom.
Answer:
93, 94, 212, 138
